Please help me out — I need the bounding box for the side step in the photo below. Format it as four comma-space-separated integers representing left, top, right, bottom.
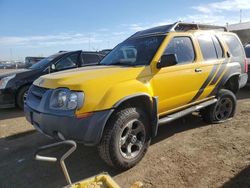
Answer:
158, 98, 217, 125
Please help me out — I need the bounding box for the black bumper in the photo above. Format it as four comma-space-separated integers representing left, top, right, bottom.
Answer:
0, 88, 15, 108
24, 104, 113, 146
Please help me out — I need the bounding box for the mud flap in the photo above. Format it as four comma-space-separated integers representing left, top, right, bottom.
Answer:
151, 96, 159, 137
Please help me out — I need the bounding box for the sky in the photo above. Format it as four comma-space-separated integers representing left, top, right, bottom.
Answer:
1, 0, 250, 61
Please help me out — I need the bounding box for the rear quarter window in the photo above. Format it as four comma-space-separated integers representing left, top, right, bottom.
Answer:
197, 35, 217, 61
222, 34, 244, 57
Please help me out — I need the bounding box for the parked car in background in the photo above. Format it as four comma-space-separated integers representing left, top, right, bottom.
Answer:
4, 62, 16, 69
100, 49, 112, 55
25, 56, 45, 68
244, 44, 250, 82
0, 63, 5, 69
0, 50, 105, 109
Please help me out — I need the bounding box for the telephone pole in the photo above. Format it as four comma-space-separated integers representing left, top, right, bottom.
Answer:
240, 9, 242, 23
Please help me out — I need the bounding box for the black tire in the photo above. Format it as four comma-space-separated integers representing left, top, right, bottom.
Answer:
98, 107, 151, 170
16, 85, 30, 109
200, 89, 237, 123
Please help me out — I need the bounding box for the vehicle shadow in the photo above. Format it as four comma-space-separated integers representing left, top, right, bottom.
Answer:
0, 113, 209, 188
151, 113, 207, 145
0, 108, 24, 121
237, 85, 250, 100
221, 164, 250, 188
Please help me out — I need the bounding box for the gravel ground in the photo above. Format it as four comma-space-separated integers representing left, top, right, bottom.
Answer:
0, 86, 250, 188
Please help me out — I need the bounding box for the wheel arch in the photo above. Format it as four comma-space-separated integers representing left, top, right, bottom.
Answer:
103, 93, 159, 139
15, 83, 32, 105
222, 73, 240, 94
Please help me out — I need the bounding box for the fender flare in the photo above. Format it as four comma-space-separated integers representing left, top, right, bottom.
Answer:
105, 93, 159, 138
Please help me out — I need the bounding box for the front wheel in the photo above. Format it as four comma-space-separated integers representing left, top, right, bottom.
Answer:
98, 107, 150, 170
200, 89, 237, 123
16, 85, 30, 109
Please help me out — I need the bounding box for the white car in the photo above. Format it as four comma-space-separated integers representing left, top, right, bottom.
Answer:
244, 44, 250, 83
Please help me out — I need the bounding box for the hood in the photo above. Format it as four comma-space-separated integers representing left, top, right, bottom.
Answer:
0, 69, 30, 78
34, 65, 150, 90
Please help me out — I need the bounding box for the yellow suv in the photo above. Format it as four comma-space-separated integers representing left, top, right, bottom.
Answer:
25, 22, 248, 169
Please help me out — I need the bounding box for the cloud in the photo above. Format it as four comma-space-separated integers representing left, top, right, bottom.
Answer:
0, 33, 102, 48
193, 0, 250, 14
179, 14, 240, 25
112, 32, 127, 36
185, 0, 250, 25
127, 24, 145, 32
125, 19, 174, 32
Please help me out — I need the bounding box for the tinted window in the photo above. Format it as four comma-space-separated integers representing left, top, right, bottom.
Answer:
245, 45, 250, 58
212, 36, 224, 59
164, 37, 195, 64
55, 53, 78, 70
29, 53, 63, 69
100, 36, 164, 66
82, 54, 100, 65
223, 34, 244, 57
198, 35, 217, 60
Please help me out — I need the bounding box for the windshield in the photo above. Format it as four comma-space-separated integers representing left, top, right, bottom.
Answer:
100, 35, 165, 66
29, 53, 63, 69
245, 46, 250, 58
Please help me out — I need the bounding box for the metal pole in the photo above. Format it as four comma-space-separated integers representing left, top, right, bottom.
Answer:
240, 9, 242, 23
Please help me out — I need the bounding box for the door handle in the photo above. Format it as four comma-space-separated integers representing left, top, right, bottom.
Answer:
195, 68, 202, 73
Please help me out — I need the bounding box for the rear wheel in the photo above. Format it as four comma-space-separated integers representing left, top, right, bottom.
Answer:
200, 89, 236, 123
16, 85, 30, 109
98, 107, 150, 170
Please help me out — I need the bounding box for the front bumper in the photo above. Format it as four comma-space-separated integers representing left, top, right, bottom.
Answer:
24, 104, 113, 146
0, 88, 15, 108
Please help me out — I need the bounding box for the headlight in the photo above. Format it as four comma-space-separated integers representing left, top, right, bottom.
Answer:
50, 88, 84, 110
0, 74, 16, 89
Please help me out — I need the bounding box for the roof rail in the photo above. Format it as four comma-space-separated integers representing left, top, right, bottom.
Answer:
170, 22, 228, 32
129, 22, 228, 39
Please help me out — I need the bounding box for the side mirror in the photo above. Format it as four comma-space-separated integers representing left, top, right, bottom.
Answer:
157, 54, 178, 69
51, 64, 56, 70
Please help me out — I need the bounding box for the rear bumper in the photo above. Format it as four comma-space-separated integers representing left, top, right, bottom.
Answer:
24, 104, 113, 146
0, 88, 15, 108
248, 65, 250, 82
239, 73, 248, 88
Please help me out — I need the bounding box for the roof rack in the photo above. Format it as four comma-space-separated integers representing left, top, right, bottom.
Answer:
170, 22, 228, 32
130, 22, 228, 39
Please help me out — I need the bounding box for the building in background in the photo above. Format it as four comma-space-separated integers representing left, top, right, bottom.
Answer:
228, 22, 250, 45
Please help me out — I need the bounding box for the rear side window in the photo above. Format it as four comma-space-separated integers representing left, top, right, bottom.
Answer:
197, 35, 217, 60
223, 34, 244, 57
212, 36, 224, 59
55, 53, 78, 70
81, 54, 100, 65
245, 45, 250, 58
164, 37, 195, 64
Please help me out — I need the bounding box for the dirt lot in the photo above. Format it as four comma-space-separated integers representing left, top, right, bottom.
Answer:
0, 86, 250, 188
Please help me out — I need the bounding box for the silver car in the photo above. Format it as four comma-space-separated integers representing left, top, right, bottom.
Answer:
244, 44, 250, 83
